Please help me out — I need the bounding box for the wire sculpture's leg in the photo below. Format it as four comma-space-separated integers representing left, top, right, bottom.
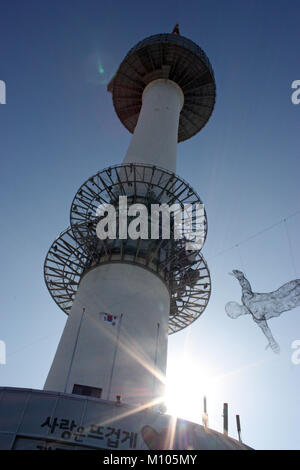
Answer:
253, 318, 280, 354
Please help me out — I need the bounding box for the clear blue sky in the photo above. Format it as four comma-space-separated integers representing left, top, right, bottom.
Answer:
0, 0, 299, 450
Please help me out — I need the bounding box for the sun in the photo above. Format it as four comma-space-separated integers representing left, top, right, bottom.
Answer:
164, 353, 213, 423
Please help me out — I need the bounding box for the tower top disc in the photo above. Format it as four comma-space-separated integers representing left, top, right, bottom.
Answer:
109, 32, 216, 142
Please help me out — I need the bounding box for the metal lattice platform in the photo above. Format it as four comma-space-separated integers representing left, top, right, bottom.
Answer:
70, 163, 207, 250
110, 33, 216, 142
44, 225, 211, 334
43, 163, 211, 333
44, 227, 88, 314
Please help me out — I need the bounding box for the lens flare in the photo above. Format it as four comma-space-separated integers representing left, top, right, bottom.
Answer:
85, 50, 116, 87
98, 62, 105, 75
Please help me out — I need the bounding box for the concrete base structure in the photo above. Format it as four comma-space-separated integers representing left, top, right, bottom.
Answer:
0, 387, 251, 450
44, 263, 170, 405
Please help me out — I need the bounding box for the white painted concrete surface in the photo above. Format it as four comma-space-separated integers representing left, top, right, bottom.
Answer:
44, 263, 170, 405
123, 79, 184, 173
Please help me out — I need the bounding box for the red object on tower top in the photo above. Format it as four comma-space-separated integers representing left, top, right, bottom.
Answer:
172, 23, 180, 35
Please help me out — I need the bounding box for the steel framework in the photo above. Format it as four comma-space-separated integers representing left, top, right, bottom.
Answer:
44, 163, 211, 334
110, 33, 216, 142
44, 224, 211, 334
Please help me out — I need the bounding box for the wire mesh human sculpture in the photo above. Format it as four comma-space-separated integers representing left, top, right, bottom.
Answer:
225, 270, 300, 354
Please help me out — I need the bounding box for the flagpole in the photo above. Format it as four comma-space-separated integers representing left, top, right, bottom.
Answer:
106, 312, 123, 401
152, 322, 160, 400
64, 307, 85, 393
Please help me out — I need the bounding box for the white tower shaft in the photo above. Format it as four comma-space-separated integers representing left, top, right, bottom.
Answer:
44, 264, 170, 404
123, 79, 184, 173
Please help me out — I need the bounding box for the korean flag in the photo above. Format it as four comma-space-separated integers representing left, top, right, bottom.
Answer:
102, 313, 118, 326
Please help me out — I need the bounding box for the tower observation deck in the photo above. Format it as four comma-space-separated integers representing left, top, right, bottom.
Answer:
111, 33, 215, 142
0, 27, 251, 451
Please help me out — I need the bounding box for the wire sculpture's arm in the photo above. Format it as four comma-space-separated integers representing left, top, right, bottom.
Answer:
253, 317, 280, 354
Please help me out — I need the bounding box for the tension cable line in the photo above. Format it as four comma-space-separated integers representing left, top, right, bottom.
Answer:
211, 208, 300, 261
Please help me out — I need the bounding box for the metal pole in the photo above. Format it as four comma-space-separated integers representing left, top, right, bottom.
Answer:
107, 313, 123, 401
236, 414, 242, 442
152, 322, 160, 400
64, 307, 85, 393
223, 403, 228, 436
202, 395, 208, 429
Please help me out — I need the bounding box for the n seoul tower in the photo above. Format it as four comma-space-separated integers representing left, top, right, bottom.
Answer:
43, 26, 215, 404
0, 27, 251, 450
